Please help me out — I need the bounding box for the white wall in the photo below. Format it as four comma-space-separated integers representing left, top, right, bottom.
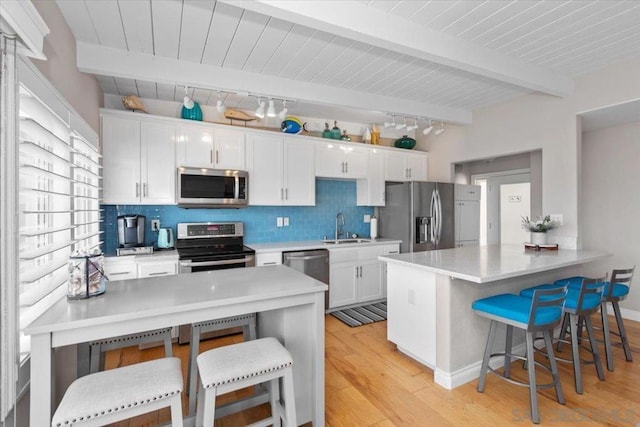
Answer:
417, 57, 640, 249
580, 121, 640, 316
30, 1, 103, 132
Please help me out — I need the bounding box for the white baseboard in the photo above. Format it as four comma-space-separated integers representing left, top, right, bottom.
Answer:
613, 305, 640, 322
434, 343, 526, 390
396, 346, 435, 370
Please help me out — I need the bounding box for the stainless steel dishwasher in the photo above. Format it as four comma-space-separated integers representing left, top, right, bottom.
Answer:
283, 249, 330, 309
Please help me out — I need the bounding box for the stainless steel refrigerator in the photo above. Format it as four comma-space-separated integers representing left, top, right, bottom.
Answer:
378, 181, 455, 253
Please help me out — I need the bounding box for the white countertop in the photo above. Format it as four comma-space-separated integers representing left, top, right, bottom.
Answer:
379, 244, 608, 283
248, 238, 401, 253
104, 249, 179, 262
25, 265, 327, 336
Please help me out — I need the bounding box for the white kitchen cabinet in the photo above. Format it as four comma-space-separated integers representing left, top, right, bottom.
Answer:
176, 123, 245, 170
256, 251, 283, 266
315, 141, 368, 179
137, 260, 177, 278
102, 113, 176, 204
328, 243, 399, 309
454, 183, 481, 247
385, 150, 427, 182
356, 148, 385, 206
103, 258, 137, 282
246, 132, 315, 206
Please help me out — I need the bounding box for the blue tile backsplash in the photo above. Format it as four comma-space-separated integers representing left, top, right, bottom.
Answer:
101, 179, 374, 254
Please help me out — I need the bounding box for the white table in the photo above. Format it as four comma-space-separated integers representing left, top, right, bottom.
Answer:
25, 265, 327, 427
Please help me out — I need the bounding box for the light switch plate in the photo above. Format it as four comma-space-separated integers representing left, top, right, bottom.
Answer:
283, 217, 289, 226
364, 215, 371, 223
276, 217, 283, 227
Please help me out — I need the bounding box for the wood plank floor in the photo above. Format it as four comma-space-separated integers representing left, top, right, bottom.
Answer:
106, 314, 640, 426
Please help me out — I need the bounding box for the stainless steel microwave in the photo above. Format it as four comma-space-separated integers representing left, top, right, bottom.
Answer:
177, 167, 248, 208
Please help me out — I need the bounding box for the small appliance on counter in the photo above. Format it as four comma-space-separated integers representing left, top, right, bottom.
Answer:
156, 227, 175, 250
116, 214, 153, 256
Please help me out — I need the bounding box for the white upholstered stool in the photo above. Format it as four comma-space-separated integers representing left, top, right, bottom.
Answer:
187, 313, 257, 415
52, 357, 184, 427
89, 327, 173, 373
196, 337, 296, 427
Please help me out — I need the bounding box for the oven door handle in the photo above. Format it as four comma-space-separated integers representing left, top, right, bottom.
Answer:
182, 256, 255, 267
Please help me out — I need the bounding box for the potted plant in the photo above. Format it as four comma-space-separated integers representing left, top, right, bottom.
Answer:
521, 215, 558, 245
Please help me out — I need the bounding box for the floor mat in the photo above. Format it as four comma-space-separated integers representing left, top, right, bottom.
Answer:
330, 302, 387, 327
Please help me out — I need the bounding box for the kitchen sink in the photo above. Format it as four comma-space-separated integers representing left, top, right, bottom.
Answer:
322, 238, 372, 244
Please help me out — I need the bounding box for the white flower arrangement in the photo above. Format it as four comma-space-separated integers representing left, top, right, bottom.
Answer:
521, 215, 558, 233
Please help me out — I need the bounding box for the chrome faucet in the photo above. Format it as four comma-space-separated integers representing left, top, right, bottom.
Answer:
335, 212, 345, 240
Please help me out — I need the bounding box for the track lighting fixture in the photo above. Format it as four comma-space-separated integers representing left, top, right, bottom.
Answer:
422, 119, 434, 136
278, 100, 288, 119
396, 117, 407, 130
267, 99, 276, 117
406, 118, 419, 132
435, 121, 445, 136
255, 98, 265, 119
183, 86, 194, 109
384, 115, 396, 128
216, 92, 226, 113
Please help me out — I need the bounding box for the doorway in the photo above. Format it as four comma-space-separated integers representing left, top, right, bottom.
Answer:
472, 171, 531, 245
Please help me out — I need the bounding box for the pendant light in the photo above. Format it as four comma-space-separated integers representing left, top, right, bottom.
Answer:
278, 100, 288, 119
435, 121, 445, 136
255, 98, 265, 119
422, 119, 434, 136
216, 92, 226, 113
266, 99, 276, 117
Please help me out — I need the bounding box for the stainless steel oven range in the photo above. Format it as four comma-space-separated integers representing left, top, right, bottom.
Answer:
176, 222, 255, 343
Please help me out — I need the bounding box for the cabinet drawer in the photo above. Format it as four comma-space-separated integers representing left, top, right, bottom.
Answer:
104, 259, 137, 282
256, 252, 283, 266
138, 262, 176, 278
328, 248, 359, 263
383, 244, 400, 255
357, 245, 384, 260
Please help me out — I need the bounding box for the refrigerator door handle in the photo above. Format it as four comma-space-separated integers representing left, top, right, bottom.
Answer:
430, 189, 437, 244
436, 189, 443, 245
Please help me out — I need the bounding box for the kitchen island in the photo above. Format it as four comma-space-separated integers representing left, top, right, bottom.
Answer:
378, 244, 607, 389
25, 265, 327, 427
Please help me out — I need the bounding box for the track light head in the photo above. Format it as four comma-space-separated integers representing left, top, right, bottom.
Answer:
422, 119, 434, 136
216, 92, 226, 113
267, 99, 276, 117
183, 86, 194, 109
278, 100, 288, 120
406, 117, 419, 132
384, 115, 396, 128
255, 98, 265, 119
396, 117, 407, 130
435, 121, 445, 136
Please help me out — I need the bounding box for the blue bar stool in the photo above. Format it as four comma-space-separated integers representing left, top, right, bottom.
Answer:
472, 287, 566, 424
554, 266, 635, 371
520, 278, 606, 394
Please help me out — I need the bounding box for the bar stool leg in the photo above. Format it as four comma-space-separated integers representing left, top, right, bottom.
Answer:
170, 393, 184, 427
269, 377, 281, 427
600, 302, 615, 371
569, 313, 583, 394
557, 313, 569, 352
164, 335, 173, 358
477, 320, 497, 393
525, 331, 539, 424
576, 316, 585, 345
584, 314, 605, 380
196, 382, 215, 427
542, 329, 565, 405
282, 366, 297, 427
504, 325, 513, 378
188, 324, 201, 415
89, 343, 101, 373
612, 301, 633, 362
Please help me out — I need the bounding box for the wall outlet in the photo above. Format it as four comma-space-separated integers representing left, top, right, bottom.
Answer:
364, 214, 371, 223
151, 219, 160, 231
283, 217, 289, 226
276, 217, 283, 227
550, 214, 563, 225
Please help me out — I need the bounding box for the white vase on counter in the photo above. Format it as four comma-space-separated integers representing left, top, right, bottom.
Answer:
530, 232, 547, 245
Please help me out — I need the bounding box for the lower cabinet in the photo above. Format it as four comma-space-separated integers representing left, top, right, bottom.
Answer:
256, 251, 283, 266
137, 261, 177, 278
105, 257, 178, 281
328, 244, 399, 309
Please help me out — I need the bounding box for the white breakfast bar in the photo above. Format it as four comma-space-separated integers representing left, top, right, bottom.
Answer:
24, 265, 327, 427
379, 244, 607, 389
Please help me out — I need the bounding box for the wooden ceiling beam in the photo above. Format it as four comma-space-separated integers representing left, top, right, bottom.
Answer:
76, 42, 473, 124
222, 0, 573, 97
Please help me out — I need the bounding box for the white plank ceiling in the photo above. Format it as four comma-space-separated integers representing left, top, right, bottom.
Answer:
57, 0, 640, 125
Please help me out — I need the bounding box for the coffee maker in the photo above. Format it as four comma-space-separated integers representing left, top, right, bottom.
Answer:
117, 214, 145, 248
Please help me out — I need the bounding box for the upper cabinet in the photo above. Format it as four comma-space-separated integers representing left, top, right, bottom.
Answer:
102, 113, 176, 205
385, 151, 427, 182
176, 123, 245, 170
315, 141, 369, 179
246, 132, 315, 206
356, 148, 385, 206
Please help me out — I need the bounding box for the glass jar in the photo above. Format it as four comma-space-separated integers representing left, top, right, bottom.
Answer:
68, 249, 107, 299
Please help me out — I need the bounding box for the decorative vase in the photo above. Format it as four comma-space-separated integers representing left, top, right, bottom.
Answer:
330, 121, 341, 139
530, 232, 547, 245
322, 122, 332, 138
394, 135, 416, 149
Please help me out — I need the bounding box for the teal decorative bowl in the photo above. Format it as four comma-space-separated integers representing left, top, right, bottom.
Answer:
394, 135, 416, 149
